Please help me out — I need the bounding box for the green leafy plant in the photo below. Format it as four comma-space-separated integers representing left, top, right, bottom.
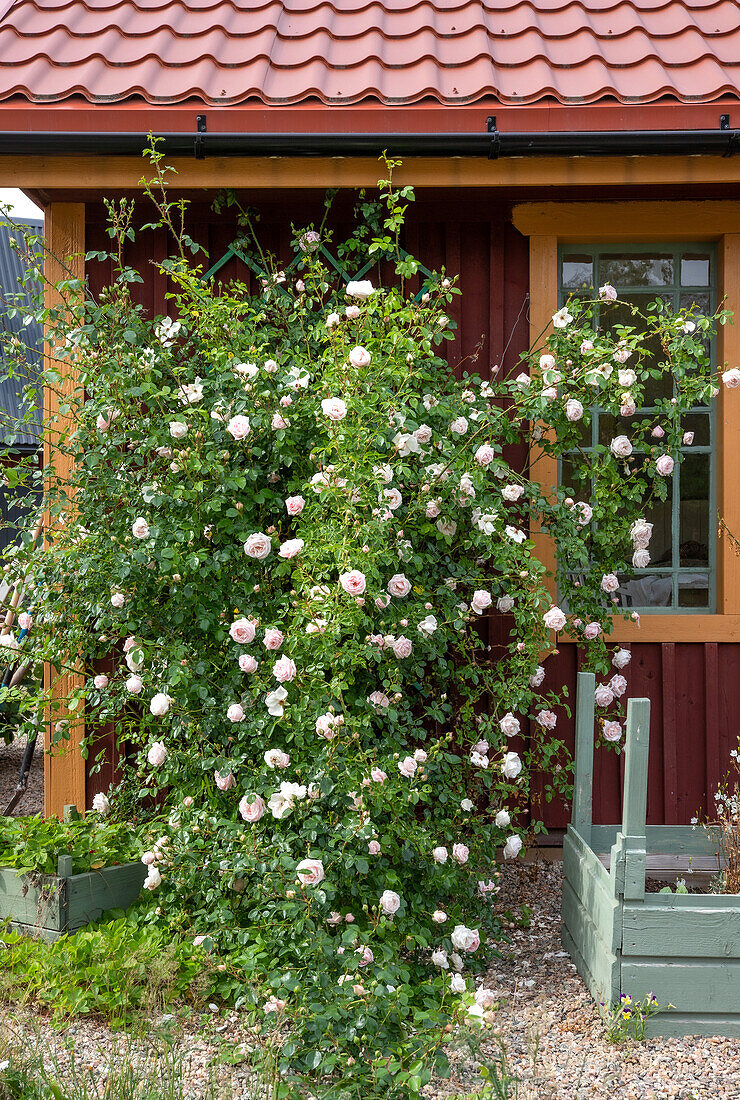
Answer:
0, 814, 142, 876
602, 992, 666, 1042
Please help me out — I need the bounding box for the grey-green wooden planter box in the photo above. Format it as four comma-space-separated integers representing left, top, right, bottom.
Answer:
0, 806, 146, 940
562, 672, 740, 1038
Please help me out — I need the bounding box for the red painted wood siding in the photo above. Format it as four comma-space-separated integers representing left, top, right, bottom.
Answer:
84, 193, 738, 826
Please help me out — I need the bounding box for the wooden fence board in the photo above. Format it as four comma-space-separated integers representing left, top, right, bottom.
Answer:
623, 903, 740, 958
561, 878, 620, 1003
621, 959, 740, 1013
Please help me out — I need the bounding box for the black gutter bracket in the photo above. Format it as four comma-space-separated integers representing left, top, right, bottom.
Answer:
195, 114, 207, 159
487, 116, 500, 160
720, 114, 740, 157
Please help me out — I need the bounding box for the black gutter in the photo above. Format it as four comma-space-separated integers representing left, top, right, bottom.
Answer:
1, 123, 739, 159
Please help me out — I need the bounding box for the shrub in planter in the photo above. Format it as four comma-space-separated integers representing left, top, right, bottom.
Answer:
0, 165, 732, 1094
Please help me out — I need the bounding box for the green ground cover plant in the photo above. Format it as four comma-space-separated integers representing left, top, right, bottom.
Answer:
0, 813, 141, 876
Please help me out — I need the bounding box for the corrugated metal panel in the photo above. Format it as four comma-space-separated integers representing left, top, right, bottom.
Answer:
0, 217, 43, 450
1, 0, 740, 107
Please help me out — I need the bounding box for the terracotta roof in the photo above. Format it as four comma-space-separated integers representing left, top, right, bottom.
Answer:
0, 0, 739, 108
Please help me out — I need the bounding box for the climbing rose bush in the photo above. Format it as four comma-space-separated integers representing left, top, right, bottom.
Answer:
0, 174, 732, 1094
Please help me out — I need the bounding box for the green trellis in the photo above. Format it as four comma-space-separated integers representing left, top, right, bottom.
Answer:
202, 239, 443, 305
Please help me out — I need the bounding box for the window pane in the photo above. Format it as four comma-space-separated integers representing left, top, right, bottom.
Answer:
680, 255, 710, 286
597, 414, 643, 448
681, 413, 711, 447
678, 576, 710, 607
680, 452, 710, 565
618, 572, 673, 607
562, 255, 593, 290
601, 297, 674, 404
601, 254, 674, 287
560, 457, 590, 498
643, 496, 673, 567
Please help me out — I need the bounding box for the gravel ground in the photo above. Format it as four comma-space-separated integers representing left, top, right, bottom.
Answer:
0, 732, 43, 816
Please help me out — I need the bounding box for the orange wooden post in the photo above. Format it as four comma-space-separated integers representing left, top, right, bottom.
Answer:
43, 202, 86, 818
718, 234, 740, 616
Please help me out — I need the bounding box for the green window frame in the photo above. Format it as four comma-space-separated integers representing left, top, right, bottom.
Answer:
557, 243, 717, 614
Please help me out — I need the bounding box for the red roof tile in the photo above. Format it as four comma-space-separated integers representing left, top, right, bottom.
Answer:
0, 0, 739, 107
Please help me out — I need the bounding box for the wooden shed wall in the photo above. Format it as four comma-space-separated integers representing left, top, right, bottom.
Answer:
83, 192, 740, 827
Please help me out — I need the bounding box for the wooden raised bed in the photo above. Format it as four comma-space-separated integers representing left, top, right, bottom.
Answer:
562, 672, 740, 1037
0, 806, 146, 940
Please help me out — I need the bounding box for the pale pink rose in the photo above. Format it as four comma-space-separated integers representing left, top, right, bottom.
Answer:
368, 690, 391, 708
382, 488, 403, 511
280, 395, 293, 407
603, 721, 623, 742
215, 770, 236, 791
450, 416, 468, 436
326, 312, 340, 329
183, 796, 194, 808
452, 843, 469, 865
141, 851, 157, 865
436, 519, 457, 538
722, 368, 740, 388
147, 741, 167, 767
379, 889, 401, 915
321, 397, 347, 421
96, 409, 118, 432
580, 339, 594, 353
652, 425, 665, 439
501, 751, 522, 778
432, 846, 448, 864
501, 484, 525, 502
583, 622, 602, 640
339, 569, 366, 596
655, 454, 675, 477
612, 647, 631, 669
392, 636, 413, 659
345, 304, 360, 319
565, 399, 584, 422
471, 590, 493, 614
169, 420, 188, 439
93, 674, 109, 690
599, 283, 617, 302
346, 279, 374, 299
601, 573, 620, 593
610, 674, 628, 697
683, 431, 695, 445
16, 611, 32, 630
375, 594, 391, 610
371, 767, 387, 783
239, 654, 258, 673
327, 912, 343, 926
543, 606, 567, 632
387, 573, 411, 598
226, 415, 251, 440
227, 703, 245, 723
273, 655, 297, 682
630, 518, 653, 549
285, 495, 305, 516
497, 596, 514, 613
573, 501, 593, 526
451, 924, 480, 952
271, 412, 288, 431
415, 424, 433, 444
613, 343, 631, 364
398, 756, 417, 778
536, 709, 557, 729
149, 692, 172, 716
132, 517, 150, 540
414, 748, 428, 764
529, 665, 545, 688
368, 840, 381, 855
244, 533, 272, 559
126, 674, 143, 694
539, 353, 556, 371
633, 549, 650, 568
426, 500, 441, 519
278, 538, 304, 560
296, 858, 325, 886
503, 835, 523, 860
433, 910, 447, 923
263, 996, 286, 1013
474, 443, 494, 466
230, 618, 256, 644
316, 713, 336, 739
264, 748, 290, 769
499, 713, 520, 737
356, 946, 374, 967
620, 400, 637, 417
349, 346, 371, 368
263, 628, 284, 650
595, 685, 615, 708
610, 435, 633, 459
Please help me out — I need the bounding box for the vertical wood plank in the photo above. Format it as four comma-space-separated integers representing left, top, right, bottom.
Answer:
718, 234, 740, 613
704, 641, 720, 806
527, 234, 558, 601
44, 202, 86, 819
619, 695, 651, 900
661, 642, 679, 825
573, 671, 596, 838
488, 217, 504, 379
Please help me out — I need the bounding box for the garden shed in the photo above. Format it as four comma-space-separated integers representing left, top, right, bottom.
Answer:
1, 0, 740, 822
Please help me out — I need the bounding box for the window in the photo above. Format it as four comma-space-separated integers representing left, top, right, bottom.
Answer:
558, 244, 717, 613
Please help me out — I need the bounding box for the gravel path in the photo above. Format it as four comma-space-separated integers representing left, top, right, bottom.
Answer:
427, 860, 740, 1100
0, 731, 43, 816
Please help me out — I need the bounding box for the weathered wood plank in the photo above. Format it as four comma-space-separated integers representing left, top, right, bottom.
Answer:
563, 830, 621, 956
561, 880, 620, 1004
573, 672, 596, 839
590, 824, 722, 858
66, 863, 146, 927
621, 959, 740, 1014
623, 903, 740, 958
0, 868, 64, 930
646, 1013, 740, 1039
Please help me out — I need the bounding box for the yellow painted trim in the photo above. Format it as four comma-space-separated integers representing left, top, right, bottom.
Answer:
518, 202, 740, 642
44, 202, 86, 818
9, 155, 740, 194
